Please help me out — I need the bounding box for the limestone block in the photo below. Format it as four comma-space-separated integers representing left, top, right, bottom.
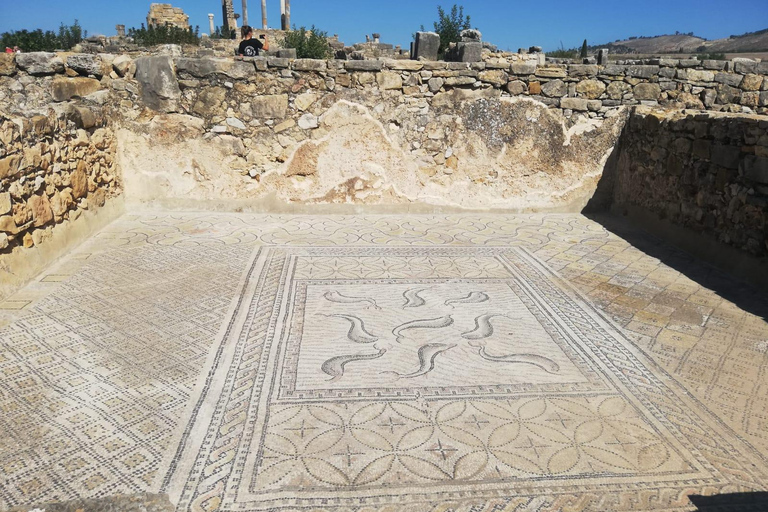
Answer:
600, 65, 627, 76
428, 77, 444, 93
251, 94, 288, 118
414, 32, 440, 61
51, 77, 102, 102
0, 216, 18, 233
478, 70, 508, 87
733, 59, 757, 74
741, 92, 760, 107
377, 71, 403, 90
445, 76, 475, 86
66, 54, 104, 77
16, 52, 64, 75
568, 65, 598, 77
541, 79, 566, 98
633, 83, 661, 101
715, 73, 743, 87
0, 193, 11, 215
626, 65, 659, 78
0, 155, 21, 179
267, 57, 291, 69
112, 55, 134, 77
134, 56, 181, 113
506, 80, 526, 95
175, 57, 254, 79
345, 61, 384, 72
560, 98, 589, 111
71, 163, 89, 199
192, 87, 227, 116
686, 69, 715, 83
535, 67, 567, 79
28, 193, 53, 227
385, 60, 423, 71
0, 53, 16, 76
576, 79, 606, 99
716, 84, 741, 104
741, 74, 763, 92
298, 114, 319, 130
458, 42, 482, 63
294, 93, 317, 111
510, 62, 537, 75
292, 59, 327, 72
274, 119, 296, 133
528, 82, 542, 95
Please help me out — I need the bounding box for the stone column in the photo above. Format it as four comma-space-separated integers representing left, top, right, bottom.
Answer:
261, 0, 267, 29
280, 0, 286, 29
208, 14, 215, 36
221, 0, 236, 35
116, 25, 125, 38
242, 0, 248, 27
284, 0, 290, 31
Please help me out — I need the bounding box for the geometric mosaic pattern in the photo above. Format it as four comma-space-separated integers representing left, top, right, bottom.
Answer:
1, 213, 767, 512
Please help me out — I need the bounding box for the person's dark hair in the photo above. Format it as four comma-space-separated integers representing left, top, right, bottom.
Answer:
241, 25, 252, 39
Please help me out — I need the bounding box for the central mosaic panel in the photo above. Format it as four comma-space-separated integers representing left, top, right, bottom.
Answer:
171, 247, 767, 512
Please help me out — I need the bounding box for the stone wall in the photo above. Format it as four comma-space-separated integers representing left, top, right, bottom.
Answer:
0, 52, 123, 299
612, 107, 768, 259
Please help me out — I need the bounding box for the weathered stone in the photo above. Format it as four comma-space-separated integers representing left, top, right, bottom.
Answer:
458, 42, 482, 63
606, 81, 631, 100
715, 73, 743, 87
294, 93, 317, 111
742, 155, 768, 183
413, 32, 440, 61
385, 60, 423, 71
112, 55, 133, 77
510, 62, 537, 75
71, 163, 88, 199
626, 65, 659, 78
28, 193, 53, 227
741, 92, 760, 107
134, 56, 181, 113
576, 79, 606, 99
66, 54, 104, 77
345, 60, 383, 72
528, 82, 542, 95
686, 69, 715, 82
0, 216, 18, 234
251, 94, 288, 118
226, 117, 246, 130
445, 76, 476, 86
0, 193, 11, 216
0, 53, 16, 76
16, 52, 64, 75
702, 60, 727, 71
477, 70, 508, 87
428, 77, 444, 93
192, 87, 227, 116
541, 79, 567, 97
535, 67, 567, 79
0, 155, 21, 179
601, 65, 627, 76
568, 65, 598, 77
733, 59, 757, 74
741, 74, 763, 92
267, 57, 291, 69
175, 57, 254, 79
274, 119, 296, 133
712, 144, 741, 169
298, 113, 319, 130
716, 84, 741, 104
560, 98, 589, 111
506, 80, 526, 95
51, 77, 102, 102
292, 59, 327, 72
377, 71, 403, 90
633, 83, 661, 101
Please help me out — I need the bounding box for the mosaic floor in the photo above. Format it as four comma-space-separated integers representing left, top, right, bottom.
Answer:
1, 213, 767, 512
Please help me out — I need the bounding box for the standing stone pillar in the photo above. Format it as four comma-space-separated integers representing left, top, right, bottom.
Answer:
208, 14, 215, 36
242, 0, 248, 27
116, 25, 126, 37
261, 0, 267, 29
413, 32, 439, 61
221, 0, 237, 36
284, 0, 290, 31
280, 0, 286, 29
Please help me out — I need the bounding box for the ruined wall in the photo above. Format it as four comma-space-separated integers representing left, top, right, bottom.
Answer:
0, 52, 123, 299
613, 107, 768, 259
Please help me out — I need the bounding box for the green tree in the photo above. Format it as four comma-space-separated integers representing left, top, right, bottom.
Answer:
282, 25, 332, 59
1, 20, 84, 51
580, 39, 588, 58
128, 23, 200, 46
431, 4, 471, 57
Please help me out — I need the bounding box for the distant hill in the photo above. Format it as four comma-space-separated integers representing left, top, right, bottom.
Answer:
594, 28, 768, 55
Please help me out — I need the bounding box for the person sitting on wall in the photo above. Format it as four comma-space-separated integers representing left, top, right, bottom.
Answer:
237, 25, 268, 57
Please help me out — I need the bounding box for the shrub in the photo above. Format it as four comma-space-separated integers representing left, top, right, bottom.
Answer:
1, 20, 85, 51
580, 39, 588, 59
429, 4, 471, 57
697, 52, 727, 61
282, 26, 332, 59
128, 24, 200, 46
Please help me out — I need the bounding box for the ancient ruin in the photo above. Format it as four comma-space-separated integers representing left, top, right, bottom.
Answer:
146, 3, 190, 29
1, 15, 768, 512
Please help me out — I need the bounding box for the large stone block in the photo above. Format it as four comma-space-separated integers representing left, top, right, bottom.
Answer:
626, 65, 659, 78
66, 54, 104, 77
686, 69, 715, 83
175, 57, 254, 79
633, 83, 661, 101
716, 84, 741, 104
345, 60, 384, 72
477, 70, 508, 87
135, 56, 181, 113
292, 59, 327, 72
251, 94, 288, 118
28, 193, 53, 227
510, 62, 537, 75
0, 53, 16, 76
568, 64, 598, 77
715, 72, 743, 87
413, 32, 439, 61
535, 66, 567, 79
376, 71, 403, 90
458, 42, 482, 63
51, 77, 102, 102
541, 79, 566, 97
16, 52, 64, 75
741, 74, 763, 92
385, 59, 423, 71
576, 79, 606, 99
560, 98, 589, 111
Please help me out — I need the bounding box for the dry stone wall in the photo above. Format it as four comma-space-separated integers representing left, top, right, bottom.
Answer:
613, 107, 768, 258
0, 53, 121, 257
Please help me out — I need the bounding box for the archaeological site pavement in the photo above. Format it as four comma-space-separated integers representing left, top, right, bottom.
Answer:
1, 213, 767, 512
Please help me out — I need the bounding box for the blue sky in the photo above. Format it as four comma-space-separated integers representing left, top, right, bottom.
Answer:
1, 0, 767, 51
